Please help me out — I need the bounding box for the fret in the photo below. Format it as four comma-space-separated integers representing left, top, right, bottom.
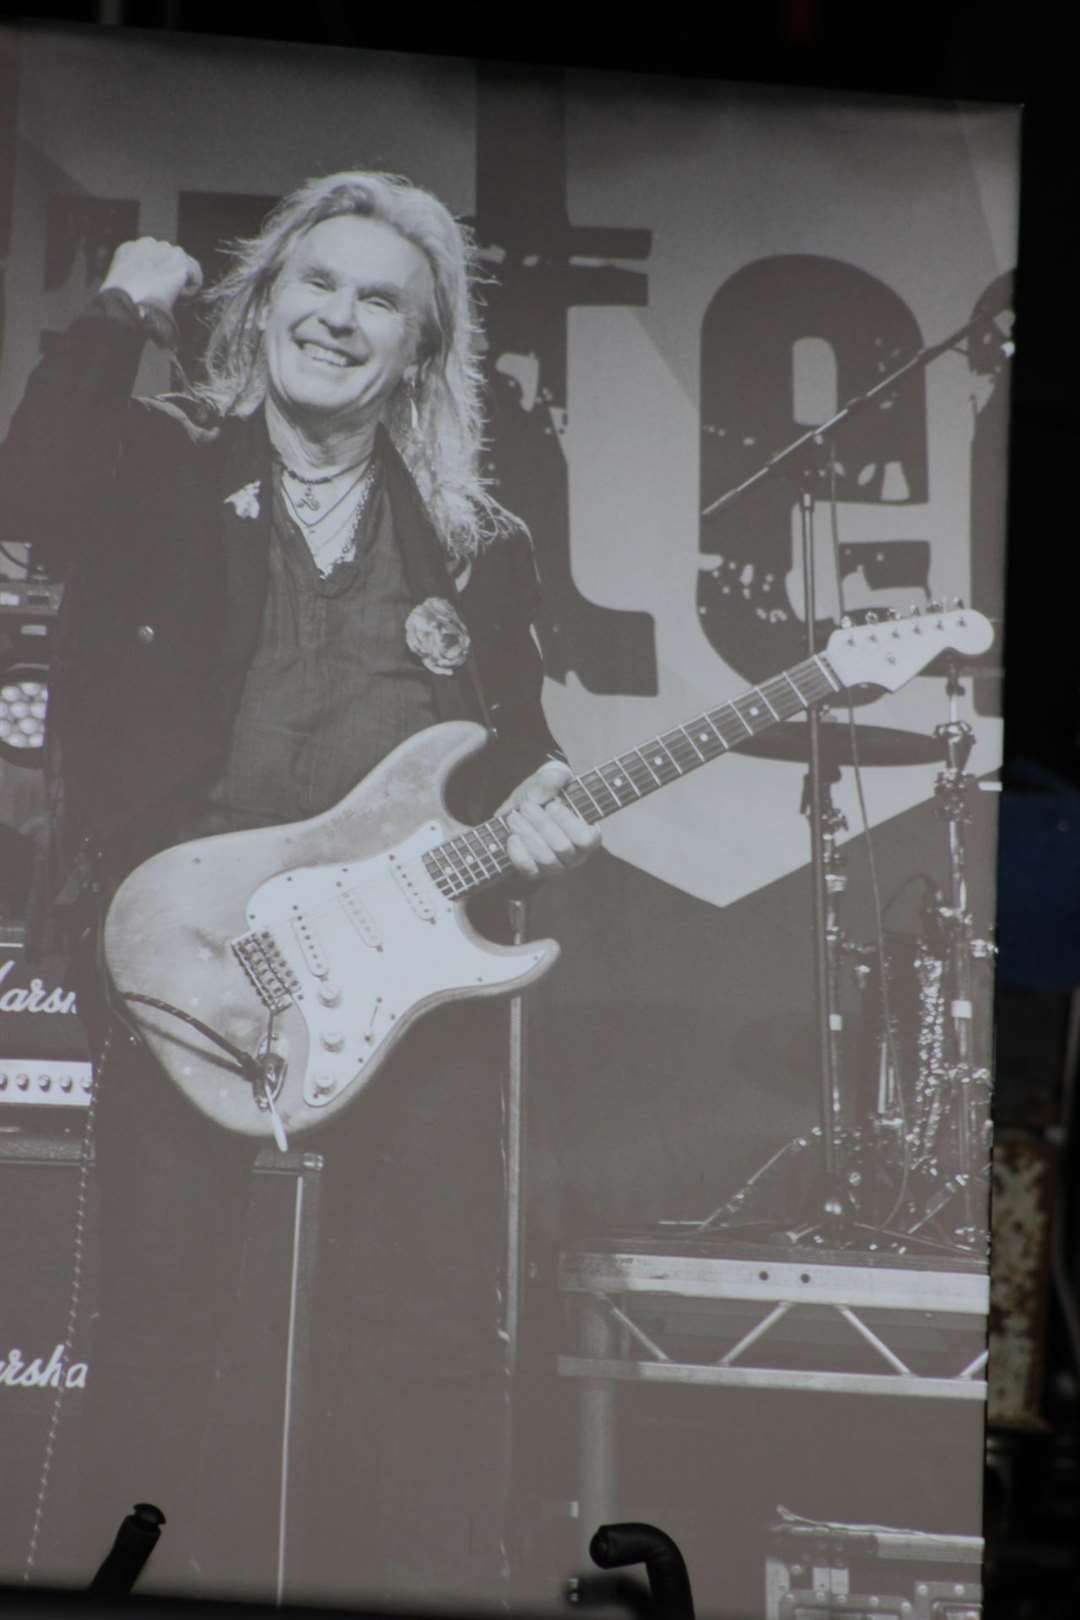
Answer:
812, 654, 842, 692
570, 775, 607, 820
705, 706, 748, 748
597, 759, 642, 804
442, 838, 472, 879
479, 823, 512, 877
660, 728, 701, 771
562, 780, 603, 823
580, 768, 623, 815
730, 693, 770, 734
631, 749, 664, 788
702, 708, 738, 749
638, 740, 682, 785
424, 847, 465, 896
463, 829, 502, 881
763, 674, 802, 721
424, 845, 455, 882
788, 657, 837, 704
619, 750, 661, 792
753, 685, 781, 721
435, 847, 474, 897
731, 703, 757, 741
473, 819, 511, 871
781, 669, 810, 706
446, 835, 482, 887
445, 838, 482, 888
480, 818, 512, 861
678, 726, 707, 764
689, 715, 729, 757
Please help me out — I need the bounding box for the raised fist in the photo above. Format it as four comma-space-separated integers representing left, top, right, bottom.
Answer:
100, 238, 204, 313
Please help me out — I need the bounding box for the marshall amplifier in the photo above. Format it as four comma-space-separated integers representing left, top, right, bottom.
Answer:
0, 944, 324, 1598
0, 940, 96, 1583
0, 1133, 98, 1588
0, 1134, 324, 1597
0, 946, 90, 1116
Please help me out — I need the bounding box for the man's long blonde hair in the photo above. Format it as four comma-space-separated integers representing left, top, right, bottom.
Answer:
196, 169, 515, 561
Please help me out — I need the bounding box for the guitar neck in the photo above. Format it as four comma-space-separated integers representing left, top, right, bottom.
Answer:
422, 651, 842, 899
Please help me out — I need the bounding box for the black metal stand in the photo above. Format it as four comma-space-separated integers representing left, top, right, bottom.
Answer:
797, 483, 853, 1239
898, 666, 993, 1249
88, 1503, 165, 1597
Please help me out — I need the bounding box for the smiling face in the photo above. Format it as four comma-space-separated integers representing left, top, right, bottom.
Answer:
258, 213, 436, 435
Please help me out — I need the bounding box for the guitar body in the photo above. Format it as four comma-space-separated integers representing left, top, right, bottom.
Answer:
104, 721, 559, 1140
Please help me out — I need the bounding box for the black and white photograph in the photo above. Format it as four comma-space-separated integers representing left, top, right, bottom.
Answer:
0, 17, 1021, 1619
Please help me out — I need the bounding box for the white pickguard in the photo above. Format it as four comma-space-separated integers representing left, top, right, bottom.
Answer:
243, 821, 549, 1111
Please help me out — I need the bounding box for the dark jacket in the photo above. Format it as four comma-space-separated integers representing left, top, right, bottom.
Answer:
0, 293, 561, 892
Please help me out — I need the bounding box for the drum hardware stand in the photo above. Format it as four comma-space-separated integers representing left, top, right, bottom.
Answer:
778, 664, 864, 1243
695, 307, 1006, 1251
890, 663, 994, 1251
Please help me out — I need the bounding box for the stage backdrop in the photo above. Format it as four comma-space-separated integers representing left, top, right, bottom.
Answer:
0, 25, 1016, 1620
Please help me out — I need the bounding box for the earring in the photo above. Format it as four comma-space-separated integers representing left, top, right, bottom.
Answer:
406, 378, 419, 433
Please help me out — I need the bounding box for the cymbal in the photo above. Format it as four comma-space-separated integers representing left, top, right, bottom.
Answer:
735, 722, 944, 767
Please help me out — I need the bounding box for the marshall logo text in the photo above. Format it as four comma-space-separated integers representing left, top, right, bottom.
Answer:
1, 1346, 90, 1389
0, 957, 79, 1014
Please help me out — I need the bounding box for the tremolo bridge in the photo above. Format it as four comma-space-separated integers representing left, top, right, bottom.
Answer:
231, 928, 300, 1014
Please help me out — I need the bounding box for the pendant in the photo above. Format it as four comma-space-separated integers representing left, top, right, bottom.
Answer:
296, 484, 321, 515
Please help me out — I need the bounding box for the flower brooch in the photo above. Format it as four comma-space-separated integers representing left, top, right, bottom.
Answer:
224, 480, 261, 520
405, 596, 471, 676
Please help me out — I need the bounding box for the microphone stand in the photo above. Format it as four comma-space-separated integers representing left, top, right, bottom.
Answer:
796, 479, 851, 1239
701, 306, 1011, 521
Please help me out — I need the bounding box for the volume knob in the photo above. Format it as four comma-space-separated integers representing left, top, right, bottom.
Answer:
317, 981, 342, 1008
320, 1030, 345, 1053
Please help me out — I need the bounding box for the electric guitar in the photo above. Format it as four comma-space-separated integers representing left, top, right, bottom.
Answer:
104, 606, 993, 1144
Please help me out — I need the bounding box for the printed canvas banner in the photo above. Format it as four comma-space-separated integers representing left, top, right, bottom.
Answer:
0, 25, 1016, 1620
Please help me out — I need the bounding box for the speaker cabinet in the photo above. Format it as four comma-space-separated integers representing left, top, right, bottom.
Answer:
0, 1136, 322, 1596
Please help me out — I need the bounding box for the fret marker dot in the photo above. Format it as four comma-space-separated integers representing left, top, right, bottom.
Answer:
614, 776, 624, 787
750, 706, 759, 716
466, 855, 475, 863
653, 757, 663, 766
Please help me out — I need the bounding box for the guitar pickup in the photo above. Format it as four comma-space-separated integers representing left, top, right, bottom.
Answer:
231, 929, 300, 1013
388, 852, 436, 922
337, 883, 382, 948
290, 909, 327, 978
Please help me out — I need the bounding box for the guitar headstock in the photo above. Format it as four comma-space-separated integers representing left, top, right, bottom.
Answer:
825, 604, 995, 693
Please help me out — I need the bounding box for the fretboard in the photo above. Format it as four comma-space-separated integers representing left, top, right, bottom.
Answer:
422, 652, 841, 899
